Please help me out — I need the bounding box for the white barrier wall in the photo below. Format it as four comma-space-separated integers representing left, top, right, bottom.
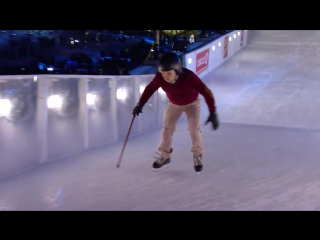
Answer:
182, 30, 248, 77
0, 75, 169, 178
0, 30, 248, 178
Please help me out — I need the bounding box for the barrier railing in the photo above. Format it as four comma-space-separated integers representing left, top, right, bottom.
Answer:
181, 30, 248, 77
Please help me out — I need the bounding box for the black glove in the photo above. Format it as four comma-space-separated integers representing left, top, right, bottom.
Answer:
205, 110, 219, 130
132, 103, 144, 116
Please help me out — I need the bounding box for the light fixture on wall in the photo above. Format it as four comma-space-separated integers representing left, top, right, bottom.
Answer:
86, 93, 98, 106
0, 79, 36, 123
47, 94, 63, 109
188, 58, 192, 64
139, 85, 145, 95
86, 92, 105, 111
116, 88, 128, 101
0, 98, 12, 117
158, 88, 166, 95
47, 79, 79, 117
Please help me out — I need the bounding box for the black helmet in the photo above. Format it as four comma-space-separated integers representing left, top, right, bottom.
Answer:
158, 52, 181, 73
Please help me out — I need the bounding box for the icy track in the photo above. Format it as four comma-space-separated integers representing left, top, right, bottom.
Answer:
1, 30, 320, 210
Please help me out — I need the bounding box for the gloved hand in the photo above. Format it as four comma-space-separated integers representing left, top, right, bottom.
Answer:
132, 103, 144, 116
205, 110, 219, 130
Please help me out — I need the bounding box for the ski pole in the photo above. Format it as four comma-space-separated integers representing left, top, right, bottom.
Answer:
116, 115, 136, 168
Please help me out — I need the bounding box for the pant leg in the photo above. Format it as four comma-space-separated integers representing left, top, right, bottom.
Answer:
158, 101, 184, 159
184, 98, 203, 157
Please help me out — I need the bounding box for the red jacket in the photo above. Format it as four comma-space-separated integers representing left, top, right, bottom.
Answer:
139, 68, 216, 112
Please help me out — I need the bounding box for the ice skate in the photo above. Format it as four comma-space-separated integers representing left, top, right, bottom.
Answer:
193, 155, 203, 173
152, 148, 173, 171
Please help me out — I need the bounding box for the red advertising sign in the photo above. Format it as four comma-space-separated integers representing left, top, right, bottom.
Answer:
196, 48, 209, 75
223, 36, 229, 59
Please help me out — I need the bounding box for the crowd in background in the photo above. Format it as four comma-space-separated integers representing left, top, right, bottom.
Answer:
0, 30, 229, 76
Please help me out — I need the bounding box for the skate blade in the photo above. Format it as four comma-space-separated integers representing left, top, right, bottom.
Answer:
151, 165, 169, 172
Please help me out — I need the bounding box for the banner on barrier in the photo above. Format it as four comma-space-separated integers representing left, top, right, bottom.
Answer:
223, 36, 229, 59
196, 48, 209, 75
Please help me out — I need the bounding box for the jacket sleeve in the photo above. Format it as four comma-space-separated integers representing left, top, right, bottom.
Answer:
138, 74, 161, 105
192, 74, 216, 112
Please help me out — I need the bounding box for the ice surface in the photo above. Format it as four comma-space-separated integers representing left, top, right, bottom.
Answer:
1, 30, 320, 210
